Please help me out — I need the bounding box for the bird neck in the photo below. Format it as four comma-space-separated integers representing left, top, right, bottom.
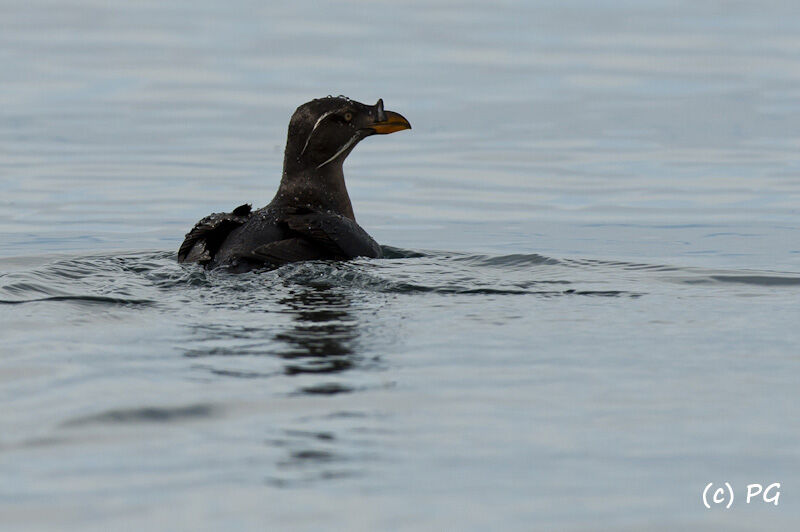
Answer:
274, 162, 355, 220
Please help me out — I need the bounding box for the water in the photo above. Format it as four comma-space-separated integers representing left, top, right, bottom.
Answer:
1, 1, 799, 530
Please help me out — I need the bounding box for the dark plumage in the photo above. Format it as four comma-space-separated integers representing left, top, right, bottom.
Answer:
178, 96, 411, 271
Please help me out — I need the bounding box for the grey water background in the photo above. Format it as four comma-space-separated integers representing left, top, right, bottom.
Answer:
1, 0, 799, 530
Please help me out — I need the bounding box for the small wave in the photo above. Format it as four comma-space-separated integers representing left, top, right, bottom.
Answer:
0, 251, 184, 306
452, 253, 561, 268
379, 245, 428, 259
709, 275, 800, 286
0, 295, 154, 306
17, 248, 787, 310
61, 404, 217, 427
562, 257, 678, 272
381, 249, 562, 268
1, 249, 648, 308
380, 282, 635, 297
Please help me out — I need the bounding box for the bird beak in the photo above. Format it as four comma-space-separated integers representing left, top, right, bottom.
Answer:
367, 99, 411, 135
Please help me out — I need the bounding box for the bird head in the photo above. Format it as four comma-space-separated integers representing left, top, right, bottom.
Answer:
286, 96, 411, 171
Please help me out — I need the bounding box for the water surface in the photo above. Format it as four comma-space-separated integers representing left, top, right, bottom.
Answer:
1, 1, 799, 530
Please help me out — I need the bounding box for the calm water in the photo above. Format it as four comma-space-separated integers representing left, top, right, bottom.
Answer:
1, 1, 799, 530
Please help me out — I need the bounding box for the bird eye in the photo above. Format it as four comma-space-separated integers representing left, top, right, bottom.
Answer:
343, 112, 353, 122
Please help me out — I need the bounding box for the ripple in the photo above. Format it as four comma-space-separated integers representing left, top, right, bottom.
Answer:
3, 249, 797, 321
61, 404, 217, 427
0, 295, 154, 306
379, 245, 428, 259
709, 274, 800, 286
295, 383, 355, 395
452, 252, 561, 268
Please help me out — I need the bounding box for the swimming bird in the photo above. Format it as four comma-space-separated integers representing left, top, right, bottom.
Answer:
178, 96, 411, 271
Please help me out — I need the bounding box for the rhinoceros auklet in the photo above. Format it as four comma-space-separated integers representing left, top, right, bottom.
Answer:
178, 96, 411, 271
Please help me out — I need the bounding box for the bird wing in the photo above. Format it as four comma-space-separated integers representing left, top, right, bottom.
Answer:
247, 238, 330, 265
281, 209, 382, 259
178, 204, 252, 264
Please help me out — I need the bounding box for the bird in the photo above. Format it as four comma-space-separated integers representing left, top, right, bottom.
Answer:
178, 96, 411, 272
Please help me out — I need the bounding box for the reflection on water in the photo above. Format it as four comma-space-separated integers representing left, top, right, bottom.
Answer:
276, 286, 360, 376
267, 427, 359, 488
181, 281, 364, 379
